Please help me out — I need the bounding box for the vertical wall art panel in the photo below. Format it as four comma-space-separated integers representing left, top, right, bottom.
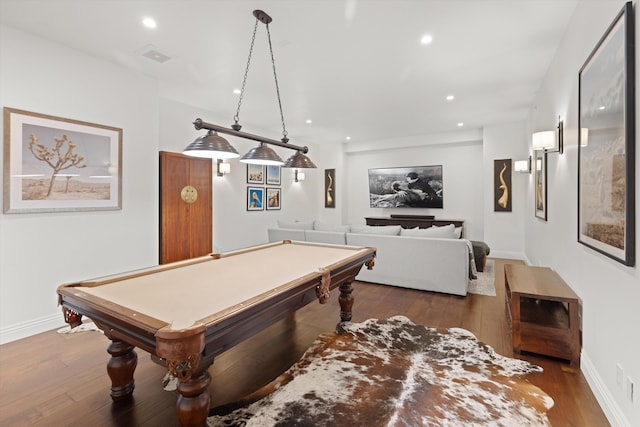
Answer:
325, 168, 335, 208
493, 159, 512, 212
578, 1, 635, 266
534, 150, 547, 221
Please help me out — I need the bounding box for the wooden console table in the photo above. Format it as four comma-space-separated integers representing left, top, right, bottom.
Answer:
504, 264, 581, 366
365, 216, 464, 230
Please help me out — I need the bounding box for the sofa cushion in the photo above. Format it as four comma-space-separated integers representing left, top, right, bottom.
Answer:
277, 220, 314, 230
268, 228, 306, 242
305, 229, 347, 245
350, 225, 402, 236
400, 224, 456, 239
313, 221, 350, 233
454, 226, 463, 239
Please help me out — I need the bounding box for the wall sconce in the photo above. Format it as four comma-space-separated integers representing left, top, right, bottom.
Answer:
294, 169, 305, 182
532, 116, 564, 154
216, 159, 231, 177
182, 10, 316, 170
514, 156, 532, 173
580, 128, 589, 147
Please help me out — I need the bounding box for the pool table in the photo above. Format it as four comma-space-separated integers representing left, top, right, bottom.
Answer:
57, 240, 376, 427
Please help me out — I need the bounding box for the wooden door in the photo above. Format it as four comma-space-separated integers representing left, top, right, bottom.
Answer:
159, 151, 212, 264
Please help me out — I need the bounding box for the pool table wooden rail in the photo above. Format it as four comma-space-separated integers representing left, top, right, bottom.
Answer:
57, 240, 376, 427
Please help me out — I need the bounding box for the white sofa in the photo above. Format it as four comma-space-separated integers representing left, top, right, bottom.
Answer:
267, 221, 472, 296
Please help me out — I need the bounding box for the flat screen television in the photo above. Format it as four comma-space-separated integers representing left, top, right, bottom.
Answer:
368, 165, 443, 208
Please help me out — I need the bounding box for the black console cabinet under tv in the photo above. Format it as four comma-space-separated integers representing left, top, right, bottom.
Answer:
365, 215, 464, 234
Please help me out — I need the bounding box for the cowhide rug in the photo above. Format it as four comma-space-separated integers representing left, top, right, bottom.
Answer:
206, 316, 553, 426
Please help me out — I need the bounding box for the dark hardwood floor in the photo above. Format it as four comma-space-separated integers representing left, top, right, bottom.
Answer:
0, 259, 609, 426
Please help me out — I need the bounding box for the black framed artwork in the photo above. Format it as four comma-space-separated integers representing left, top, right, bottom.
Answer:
266, 187, 281, 210
578, 1, 635, 266
246, 164, 264, 184
325, 169, 335, 208
266, 165, 281, 185
247, 186, 264, 211
534, 150, 547, 221
493, 159, 512, 212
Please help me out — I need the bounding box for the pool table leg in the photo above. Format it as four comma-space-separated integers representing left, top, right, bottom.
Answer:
106, 339, 137, 401
338, 281, 354, 325
175, 356, 214, 427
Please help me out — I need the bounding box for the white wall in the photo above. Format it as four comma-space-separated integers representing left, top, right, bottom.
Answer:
158, 98, 325, 252
344, 129, 486, 241
525, 1, 640, 425
0, 25, 159, 343
483, 122, 529, 260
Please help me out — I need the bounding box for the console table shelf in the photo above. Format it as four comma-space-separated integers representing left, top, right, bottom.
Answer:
504, 264, 581, 366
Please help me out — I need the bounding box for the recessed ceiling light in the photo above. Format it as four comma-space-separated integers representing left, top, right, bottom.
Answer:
305, 119, 312, 124
598, 106, 606, 110
420, 34, 433, 45
345, 136, 351, 141
233, 89, 241, 94
142, 17, 157, 29
457, 122, 464, 127
446, 95, 455, 101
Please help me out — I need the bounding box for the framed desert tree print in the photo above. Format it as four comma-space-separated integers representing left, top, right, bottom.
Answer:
3, 107, 122, 213
534, 150, 547, 221
578, 1, 635, 266
493, 159, 512, 212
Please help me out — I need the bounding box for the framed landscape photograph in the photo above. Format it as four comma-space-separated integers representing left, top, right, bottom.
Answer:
266, 187, 281, 210
247, 186, 264, 211
246, 164, 264, 184
534, 150, 547, 221
266, 165, 281, 185
368, 165, 443, 208
578, 2, 635, 266
3, 107, 122, 213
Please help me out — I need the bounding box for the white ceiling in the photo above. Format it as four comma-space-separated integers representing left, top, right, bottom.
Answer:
0, 0, 579, 146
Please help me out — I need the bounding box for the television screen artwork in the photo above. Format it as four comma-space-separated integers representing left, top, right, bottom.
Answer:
368, 166, 443, 208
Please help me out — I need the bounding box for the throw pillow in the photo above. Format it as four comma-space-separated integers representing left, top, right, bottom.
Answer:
313, 221, 350, 232
400, 224, 455, 238
277, 220, 314, 230
350, 225, 402, 235
454, 226, 463, 239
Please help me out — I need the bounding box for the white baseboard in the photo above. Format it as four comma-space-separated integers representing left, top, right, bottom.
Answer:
0, 313, 66, 345
581, 351, 630, 427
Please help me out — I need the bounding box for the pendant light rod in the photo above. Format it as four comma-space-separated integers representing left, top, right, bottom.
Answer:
193, 118, 309, 154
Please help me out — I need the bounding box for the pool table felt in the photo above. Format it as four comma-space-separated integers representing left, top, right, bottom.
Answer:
79, 243, 369, 330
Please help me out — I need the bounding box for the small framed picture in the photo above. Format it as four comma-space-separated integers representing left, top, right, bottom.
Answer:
247, 186, 264, 211
266, 165, 281, 185
266, 187, 281, 210
246, 164, 264, 184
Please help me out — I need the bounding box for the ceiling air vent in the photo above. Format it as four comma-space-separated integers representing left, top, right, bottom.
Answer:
139, 45, 172, 63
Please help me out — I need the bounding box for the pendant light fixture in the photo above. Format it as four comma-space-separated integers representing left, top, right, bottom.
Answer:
183, 10, 316, 169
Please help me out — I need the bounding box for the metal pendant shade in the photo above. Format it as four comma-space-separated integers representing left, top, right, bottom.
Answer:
283, 151, 317, 168
240, 143, 284, 165
183, 131, 240, 159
